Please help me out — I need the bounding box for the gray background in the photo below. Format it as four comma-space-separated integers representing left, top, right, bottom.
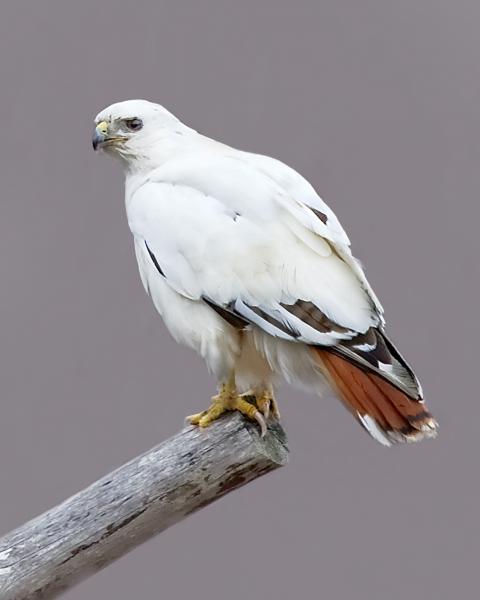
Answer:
0, 1, 476, 598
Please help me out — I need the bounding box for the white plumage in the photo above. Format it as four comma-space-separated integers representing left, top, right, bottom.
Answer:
93, 99, 437, 446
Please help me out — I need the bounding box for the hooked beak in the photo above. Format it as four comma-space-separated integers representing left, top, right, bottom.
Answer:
92, 121, 109, 150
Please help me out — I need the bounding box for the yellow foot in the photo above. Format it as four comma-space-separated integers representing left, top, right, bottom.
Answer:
187, 383, 235, 429
187, 387, 279, 437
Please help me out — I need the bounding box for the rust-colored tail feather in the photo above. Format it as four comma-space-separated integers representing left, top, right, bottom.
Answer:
314, 349, 438, 446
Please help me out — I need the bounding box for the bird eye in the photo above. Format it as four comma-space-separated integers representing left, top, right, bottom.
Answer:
125, 118, 143, 132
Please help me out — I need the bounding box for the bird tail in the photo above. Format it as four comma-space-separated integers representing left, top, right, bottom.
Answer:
312, 348, 438, 446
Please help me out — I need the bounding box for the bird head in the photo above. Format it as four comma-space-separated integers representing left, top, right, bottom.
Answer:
92, 99, 182, 164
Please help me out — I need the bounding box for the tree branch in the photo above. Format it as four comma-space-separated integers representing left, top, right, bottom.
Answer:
0, 414, 289, 600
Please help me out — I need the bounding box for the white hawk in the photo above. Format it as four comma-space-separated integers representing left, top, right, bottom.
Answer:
93, 99, 437, 446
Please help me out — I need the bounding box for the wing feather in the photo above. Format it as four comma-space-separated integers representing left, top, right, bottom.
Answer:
128, 156, 418, 398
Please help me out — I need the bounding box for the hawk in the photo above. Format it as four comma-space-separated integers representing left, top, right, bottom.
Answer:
93, 99, 437, 446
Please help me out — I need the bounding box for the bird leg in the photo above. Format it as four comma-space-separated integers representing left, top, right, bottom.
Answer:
187, 377, 278, 437
187, 372, 237, 428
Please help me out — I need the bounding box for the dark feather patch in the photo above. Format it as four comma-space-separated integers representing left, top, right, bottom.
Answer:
344, 328, 392, 366
247, 305, 300, 338
203, 298, 299, 337
310, 208, 328, 225
145, 242, 165, 277
281, 300, 350, 334
203, 298, 249, 330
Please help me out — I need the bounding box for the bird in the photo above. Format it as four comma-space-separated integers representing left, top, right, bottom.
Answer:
92, 99, 437, 446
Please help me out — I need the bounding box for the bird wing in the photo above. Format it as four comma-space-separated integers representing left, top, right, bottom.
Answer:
126, 151, 417, 397
235, 150, 385, 321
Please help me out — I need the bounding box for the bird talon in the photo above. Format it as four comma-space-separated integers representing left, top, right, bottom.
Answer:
253, 410, 267, 437
255, 390, 280, 421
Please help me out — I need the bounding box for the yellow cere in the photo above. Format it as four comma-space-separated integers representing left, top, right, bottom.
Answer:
96, 121, 109, 135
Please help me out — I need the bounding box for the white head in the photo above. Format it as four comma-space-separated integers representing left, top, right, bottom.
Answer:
92, 99, 187, 166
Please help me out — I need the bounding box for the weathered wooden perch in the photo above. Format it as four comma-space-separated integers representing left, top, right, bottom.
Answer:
0, 413, 288, 600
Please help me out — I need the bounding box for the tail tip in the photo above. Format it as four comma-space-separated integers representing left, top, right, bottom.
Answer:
358, 412, 438, 447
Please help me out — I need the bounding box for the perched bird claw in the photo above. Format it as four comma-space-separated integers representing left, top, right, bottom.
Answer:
253, 410, 267, 438
187, 385, 278, 438
255, 390, 280, 422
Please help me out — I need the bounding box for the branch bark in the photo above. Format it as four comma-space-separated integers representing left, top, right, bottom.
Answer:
0, 414, 288, 600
